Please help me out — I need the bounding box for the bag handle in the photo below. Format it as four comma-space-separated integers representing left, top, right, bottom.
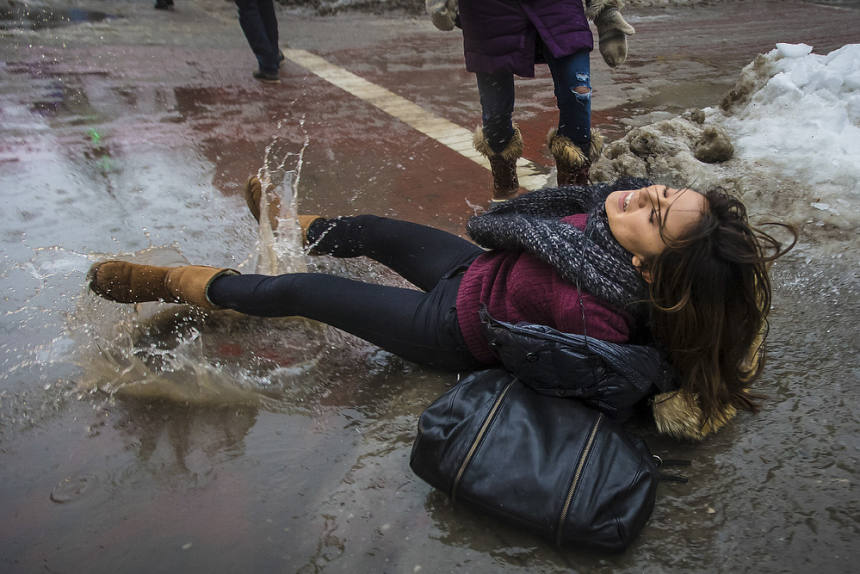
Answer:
653, 455, 691, 483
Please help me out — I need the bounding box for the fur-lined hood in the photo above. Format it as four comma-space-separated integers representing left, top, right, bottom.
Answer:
651, 319, 765, 440
651, 390, 737, 441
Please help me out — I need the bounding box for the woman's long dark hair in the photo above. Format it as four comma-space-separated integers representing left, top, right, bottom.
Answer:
641, 186, 797, 429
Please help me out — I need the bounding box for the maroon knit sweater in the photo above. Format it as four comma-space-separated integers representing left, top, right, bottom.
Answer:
456, 214, 635, 364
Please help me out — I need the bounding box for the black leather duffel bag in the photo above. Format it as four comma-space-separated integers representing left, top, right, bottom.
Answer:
410, 368, 659, 552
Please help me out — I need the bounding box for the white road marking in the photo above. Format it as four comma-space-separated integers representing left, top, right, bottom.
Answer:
281, 49, 549, 191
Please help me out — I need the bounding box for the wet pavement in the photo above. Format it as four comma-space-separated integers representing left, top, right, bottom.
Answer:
1, 1, 860, 572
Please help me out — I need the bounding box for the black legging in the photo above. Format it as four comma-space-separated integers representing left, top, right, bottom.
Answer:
208, 215, 486, 371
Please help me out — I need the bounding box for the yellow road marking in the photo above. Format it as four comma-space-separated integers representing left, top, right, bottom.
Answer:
281, 49, 549, 191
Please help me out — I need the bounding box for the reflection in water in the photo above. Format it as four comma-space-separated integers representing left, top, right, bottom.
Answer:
113, 399, 257, 484
423, 490, 543, 562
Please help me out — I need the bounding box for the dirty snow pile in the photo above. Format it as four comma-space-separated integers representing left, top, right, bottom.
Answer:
722, 43, 860, 201
594, 43, 860, 239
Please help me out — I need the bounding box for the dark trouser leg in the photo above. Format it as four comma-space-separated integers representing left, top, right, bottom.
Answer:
208, 271, 481, 370
208, 216, 485, 370
307, 215, 483, 291
475, 72, 516, 154
234, 0, 280, 74
257, 0, 278, 48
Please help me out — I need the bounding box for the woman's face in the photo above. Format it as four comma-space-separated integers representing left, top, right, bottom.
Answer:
605, 185, 706, 279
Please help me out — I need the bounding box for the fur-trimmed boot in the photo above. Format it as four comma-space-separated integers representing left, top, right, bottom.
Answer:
473, 126, 523, 202
547, 128, 605, 186
245, 175, 322, 246
88, 261, 237, 310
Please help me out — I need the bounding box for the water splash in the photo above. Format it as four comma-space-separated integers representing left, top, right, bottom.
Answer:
70, 293, 328, 405
251, 133, 310, 276
68, 138, 340, 406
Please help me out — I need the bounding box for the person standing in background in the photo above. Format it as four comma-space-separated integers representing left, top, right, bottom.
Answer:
235, 0, 285, 84
426, 0, 635, 202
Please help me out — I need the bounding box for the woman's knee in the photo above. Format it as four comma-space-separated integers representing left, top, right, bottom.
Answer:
563, 73, 592, 106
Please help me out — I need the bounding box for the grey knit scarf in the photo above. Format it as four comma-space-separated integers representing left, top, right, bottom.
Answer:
466, 178, 653, 313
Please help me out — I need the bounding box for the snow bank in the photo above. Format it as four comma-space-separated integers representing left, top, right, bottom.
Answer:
722, 43, 860, 200
593, 43, 860, 249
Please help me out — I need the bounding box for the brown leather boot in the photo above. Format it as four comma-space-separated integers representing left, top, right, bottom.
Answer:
244, 175, 283, 230
298, 215, 323, 247
547, 128, 605, 186
473, 125, 523, 202
88, 261, 238, 310
246, 176, 322, 246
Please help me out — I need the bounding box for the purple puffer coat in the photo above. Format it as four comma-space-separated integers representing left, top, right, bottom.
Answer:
458, 0, 593, 77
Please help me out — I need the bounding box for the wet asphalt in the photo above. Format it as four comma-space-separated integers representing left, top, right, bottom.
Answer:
1, 1, 860, 572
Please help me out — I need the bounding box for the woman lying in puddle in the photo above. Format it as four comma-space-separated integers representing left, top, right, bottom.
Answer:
88, 177, 794, 440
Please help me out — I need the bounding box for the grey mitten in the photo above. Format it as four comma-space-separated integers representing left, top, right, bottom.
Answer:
426, 0, 459, 32
588, 0, 636, 67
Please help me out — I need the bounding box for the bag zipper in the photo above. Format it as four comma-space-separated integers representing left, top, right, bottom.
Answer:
450, 378, 517, 501
555, 413, 603, 546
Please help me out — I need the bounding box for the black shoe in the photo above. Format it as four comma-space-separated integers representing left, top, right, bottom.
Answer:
253, 70, 281, 84
154, 0, 174, 9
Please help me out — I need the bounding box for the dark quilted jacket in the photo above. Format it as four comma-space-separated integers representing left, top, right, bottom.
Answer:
458, 0, 593, 76
480, 308, 679, 421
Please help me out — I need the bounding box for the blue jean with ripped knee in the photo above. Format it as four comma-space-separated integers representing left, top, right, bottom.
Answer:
477, 44, 591, 154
